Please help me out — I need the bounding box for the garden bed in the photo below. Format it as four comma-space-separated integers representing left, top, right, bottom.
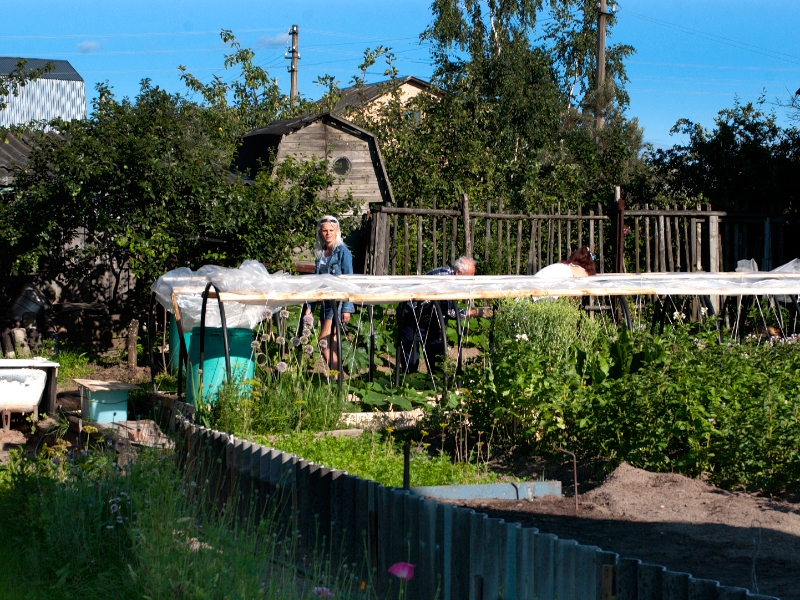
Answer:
455, 462, 799, 600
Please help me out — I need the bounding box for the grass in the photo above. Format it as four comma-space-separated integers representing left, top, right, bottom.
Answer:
264, 431, 499, 488
36, 342, 94, 383
0, 444, 378, 600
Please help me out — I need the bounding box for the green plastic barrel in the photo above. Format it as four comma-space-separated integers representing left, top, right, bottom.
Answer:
168, 314, 192, 375
186, 327, 254, 406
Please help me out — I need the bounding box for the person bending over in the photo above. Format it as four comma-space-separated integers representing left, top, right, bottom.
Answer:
398, 256, 490, 374
533, 246, 597, 279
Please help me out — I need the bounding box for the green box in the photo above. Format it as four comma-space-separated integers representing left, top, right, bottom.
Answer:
76, 380, 138, 424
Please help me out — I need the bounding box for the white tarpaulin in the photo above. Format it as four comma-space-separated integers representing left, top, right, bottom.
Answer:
151, 259, 800, 329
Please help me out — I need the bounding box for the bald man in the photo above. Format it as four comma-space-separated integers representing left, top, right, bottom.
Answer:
398, 256, 483, 375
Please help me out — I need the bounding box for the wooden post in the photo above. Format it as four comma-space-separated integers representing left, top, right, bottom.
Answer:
442, 217, 447, 267
709, 211, 720, 312
369, 212, 389, 275
403, 214, 410, 275
506, 220, 512, 273
497, 198, 504, 268
416, 198, 423, 275
683, 210, 691, 272
461, 193, 472, 259
658, 215, 667, 272
557, 202, 563, 261
485, 199, 491, 271
634, 206, 640, 274
548, 205, 555, 265
695, 203, 703, 271
432, 198, 438, 267
128, 319, 139, 368
644, 204, 651, 273
665, 213, 674, 272
527, 218, 536, 274
597, 203, 605, 274
515, 218, 523, 275
577, 205, 583, 248
674, 207, 682, 271
589, 210, 595, 254
537, 207, 543, 271
451, 217, 457, 264
391, 214, 398, 275
613, 186, 624, 273
762, 216, 772, 271
567, 209, 572, 255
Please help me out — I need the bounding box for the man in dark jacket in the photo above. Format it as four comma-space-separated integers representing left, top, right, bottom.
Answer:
398, 256, 488, 375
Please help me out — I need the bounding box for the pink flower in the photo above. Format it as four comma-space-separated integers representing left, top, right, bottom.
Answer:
303, 313, 314, 325
313, 587, 334, 597
388, 562, 415, 581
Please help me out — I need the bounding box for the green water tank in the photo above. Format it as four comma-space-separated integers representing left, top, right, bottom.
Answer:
186, 327, 254, 405
167, 314, 192, 375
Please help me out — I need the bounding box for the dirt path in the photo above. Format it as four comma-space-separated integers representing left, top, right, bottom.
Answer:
456, 463, 799, 600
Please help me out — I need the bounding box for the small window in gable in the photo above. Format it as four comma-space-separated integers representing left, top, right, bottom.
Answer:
332, 156, 351, 176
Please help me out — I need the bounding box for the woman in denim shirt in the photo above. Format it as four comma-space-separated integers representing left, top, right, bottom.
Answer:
304, 215, 354, 371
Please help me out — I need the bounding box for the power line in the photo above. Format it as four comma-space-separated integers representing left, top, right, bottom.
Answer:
619, 8, 800, 66
0, 28, 284, 40
627, 60, 800, 73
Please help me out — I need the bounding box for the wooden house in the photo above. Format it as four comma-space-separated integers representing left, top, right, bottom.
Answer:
234, 113, 394, 211
329, 75, 433, 120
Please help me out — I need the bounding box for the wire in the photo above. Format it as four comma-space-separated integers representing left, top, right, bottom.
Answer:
619, 8, 800, 66
0, 28, 285, 40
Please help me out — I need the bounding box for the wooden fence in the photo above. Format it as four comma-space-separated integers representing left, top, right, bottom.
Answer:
172, 409, 777, 600
362, 196, 781, 277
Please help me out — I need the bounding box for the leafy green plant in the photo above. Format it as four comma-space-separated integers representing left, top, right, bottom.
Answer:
492, 297, 603, 363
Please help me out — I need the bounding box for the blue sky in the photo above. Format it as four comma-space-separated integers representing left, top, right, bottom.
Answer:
2, 0, 798, 149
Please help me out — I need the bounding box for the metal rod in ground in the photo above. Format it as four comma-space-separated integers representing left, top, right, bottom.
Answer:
554, 443, 579, 513
403, 441, 411, 490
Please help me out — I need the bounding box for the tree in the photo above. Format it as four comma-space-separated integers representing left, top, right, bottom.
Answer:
340, 0, 645, 215
2, 79, 356, 310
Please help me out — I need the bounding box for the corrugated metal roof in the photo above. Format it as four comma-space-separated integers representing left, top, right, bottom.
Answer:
0, 57, 83, 82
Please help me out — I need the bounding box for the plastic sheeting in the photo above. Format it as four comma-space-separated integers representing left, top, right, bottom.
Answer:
150, 261, 274, 330
152, 259, 800, 327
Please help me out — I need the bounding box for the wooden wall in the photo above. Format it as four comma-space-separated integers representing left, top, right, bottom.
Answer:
274, 121, 386, 210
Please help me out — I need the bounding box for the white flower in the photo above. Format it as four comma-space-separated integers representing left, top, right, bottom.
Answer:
699, 307, 708, 316
515, 333, 529, 342
672, 311, 685, 321
280, 309, 290, 319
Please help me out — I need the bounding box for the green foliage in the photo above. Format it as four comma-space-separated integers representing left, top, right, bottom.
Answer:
37, 342, 93, 382
0, 444, 373, 599
492, 297, 602, 362
460, 318, 800, 493
2, 29, 358, 305
267, 431, 497, 488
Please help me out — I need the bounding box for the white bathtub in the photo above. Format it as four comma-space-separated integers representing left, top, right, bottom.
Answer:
0, 368, 47, 413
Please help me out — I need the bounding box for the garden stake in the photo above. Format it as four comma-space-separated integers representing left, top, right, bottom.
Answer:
368, 305, 375, 383
403, 441, 410, 490
554, 443, 579, 513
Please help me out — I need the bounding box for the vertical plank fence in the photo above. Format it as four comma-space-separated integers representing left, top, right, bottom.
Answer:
172, 407, 778, 600
364, 198, 767, 276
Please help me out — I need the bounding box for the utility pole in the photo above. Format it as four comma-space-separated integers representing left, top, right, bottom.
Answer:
595, 0, 607, 131
286, 25, 300, 107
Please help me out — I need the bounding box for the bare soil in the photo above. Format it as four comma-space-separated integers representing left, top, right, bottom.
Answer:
456, 463, 800, 600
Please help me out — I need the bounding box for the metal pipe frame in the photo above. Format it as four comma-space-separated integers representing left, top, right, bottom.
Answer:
199, 282, 233, 401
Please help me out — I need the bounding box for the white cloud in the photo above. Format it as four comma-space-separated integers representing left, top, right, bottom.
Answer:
258, 32, 290, 48
77, 41, 100, 54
